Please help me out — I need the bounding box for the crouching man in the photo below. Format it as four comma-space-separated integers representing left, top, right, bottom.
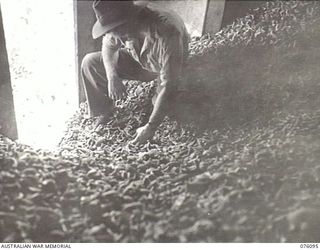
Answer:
81, 0, 189, 143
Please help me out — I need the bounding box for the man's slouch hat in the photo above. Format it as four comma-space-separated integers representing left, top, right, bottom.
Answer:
92, 0, 142, 39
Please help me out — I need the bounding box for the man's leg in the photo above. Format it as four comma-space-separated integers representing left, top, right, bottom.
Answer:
81, 49, 160, 125
81, 52, 113, 118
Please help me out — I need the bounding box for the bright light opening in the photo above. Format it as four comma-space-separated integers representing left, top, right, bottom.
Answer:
1, 0, 78, 149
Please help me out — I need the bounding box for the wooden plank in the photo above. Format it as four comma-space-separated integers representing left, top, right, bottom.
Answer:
74, 0, 101, 103
138, 0, 209, 37
204, 0, 226, 35
158, 0, 208, 37
0, 6, 18, 140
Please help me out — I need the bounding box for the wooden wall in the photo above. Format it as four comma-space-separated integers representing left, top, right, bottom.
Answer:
147, 0, 209, 37
74, 0, 101, 103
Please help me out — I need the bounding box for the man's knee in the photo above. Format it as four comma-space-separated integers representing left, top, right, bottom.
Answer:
81, 52, 101, 72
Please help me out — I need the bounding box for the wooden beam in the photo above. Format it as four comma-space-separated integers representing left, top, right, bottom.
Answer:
74, 0, 101, 104
203, 0, 226, 35
137, 0, 209, 37
0, 6, 18, 140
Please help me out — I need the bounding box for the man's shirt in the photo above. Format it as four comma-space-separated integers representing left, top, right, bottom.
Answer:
102, 3, 189, 88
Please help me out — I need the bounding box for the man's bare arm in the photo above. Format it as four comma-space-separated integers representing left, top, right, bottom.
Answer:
148, 85, 172, 128
132, 34, 184, 144
101, 35, 126, 101
131, 85, 172, 144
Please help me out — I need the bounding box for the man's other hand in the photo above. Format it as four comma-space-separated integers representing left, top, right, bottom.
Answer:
108, 75, 127, 101
131, 123, 156, 144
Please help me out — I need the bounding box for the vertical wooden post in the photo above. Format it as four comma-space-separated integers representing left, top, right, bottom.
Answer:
0, 6, 18, 140
203, 0, 226, 35
74, 0, 101, 104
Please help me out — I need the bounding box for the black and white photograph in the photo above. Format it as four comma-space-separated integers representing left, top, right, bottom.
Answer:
1, 0, 320, 245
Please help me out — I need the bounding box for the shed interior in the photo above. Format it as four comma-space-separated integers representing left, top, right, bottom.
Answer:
1, 0, 320, 243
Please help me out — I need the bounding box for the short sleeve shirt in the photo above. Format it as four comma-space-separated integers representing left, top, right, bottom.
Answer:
102, 3, 190, 88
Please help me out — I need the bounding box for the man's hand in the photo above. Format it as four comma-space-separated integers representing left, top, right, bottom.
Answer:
93, 113, 113, 130
131, 123, 156, 144
108, 75, 127, 101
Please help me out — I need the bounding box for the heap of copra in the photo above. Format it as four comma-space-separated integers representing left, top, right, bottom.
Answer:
1, 1, 320, 243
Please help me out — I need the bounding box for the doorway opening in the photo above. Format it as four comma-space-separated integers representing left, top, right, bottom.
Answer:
1, 0, 78, 149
